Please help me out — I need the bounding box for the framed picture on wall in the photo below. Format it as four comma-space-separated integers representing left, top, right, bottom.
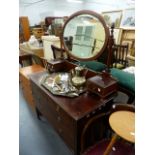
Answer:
120, 8, 135, 27
101, 10, 122, 28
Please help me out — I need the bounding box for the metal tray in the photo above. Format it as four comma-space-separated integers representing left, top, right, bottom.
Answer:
40, 72, 86, 97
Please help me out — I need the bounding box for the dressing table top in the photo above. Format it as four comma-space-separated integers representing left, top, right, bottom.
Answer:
30, 70, 115, 121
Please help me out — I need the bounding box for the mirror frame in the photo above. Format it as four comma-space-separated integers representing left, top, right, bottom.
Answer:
61, 10, 110, 61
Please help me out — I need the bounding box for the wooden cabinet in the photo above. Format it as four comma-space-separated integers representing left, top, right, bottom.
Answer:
19, 65, 45, 111
19, 16, 30, 42
29, 61, 116, 155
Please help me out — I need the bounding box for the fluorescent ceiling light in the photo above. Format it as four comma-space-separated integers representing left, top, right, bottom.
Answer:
67, 0, 83, 4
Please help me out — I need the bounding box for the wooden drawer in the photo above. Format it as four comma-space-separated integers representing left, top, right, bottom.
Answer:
31, 82, 75, 150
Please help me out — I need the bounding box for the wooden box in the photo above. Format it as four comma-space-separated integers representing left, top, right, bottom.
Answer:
86, 73, 118, 99
19, 65, 45, 111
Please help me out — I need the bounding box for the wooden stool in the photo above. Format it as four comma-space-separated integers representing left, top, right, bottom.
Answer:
104, 111, 135, 155
19, 64, 45, 111
83, 139, 134, 155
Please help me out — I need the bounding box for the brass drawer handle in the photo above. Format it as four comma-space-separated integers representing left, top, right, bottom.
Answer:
97, 88, 101, 92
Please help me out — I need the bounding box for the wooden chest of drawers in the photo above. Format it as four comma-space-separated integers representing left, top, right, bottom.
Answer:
19, 65, 45, 111
30, 71, 116, 155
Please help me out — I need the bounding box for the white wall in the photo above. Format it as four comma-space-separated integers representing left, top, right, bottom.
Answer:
19, 0, 134, 26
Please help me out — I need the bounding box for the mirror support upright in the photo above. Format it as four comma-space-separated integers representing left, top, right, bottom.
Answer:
106, 23, 115, 72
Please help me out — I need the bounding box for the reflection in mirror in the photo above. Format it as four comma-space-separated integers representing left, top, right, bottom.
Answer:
63, 14, 106, 59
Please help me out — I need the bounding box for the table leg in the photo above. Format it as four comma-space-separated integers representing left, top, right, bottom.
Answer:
104, 133, 118, 155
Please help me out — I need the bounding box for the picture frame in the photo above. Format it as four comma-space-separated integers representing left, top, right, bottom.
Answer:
101, 10, 122, 28
120, 8, 135, 27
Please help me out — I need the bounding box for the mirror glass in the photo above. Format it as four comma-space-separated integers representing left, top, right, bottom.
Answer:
62, 11, 109, 60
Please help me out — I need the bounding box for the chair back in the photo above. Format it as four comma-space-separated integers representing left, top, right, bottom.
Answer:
112, 44, 129, 69
111, 103, 135, 113
31, 54, 45, 67
51, 44, 67, 59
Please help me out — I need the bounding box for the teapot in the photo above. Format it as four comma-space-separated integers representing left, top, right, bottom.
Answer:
71, 66, 87, 87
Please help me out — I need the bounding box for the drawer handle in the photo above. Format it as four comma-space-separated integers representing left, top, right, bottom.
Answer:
97, 88, 101, 92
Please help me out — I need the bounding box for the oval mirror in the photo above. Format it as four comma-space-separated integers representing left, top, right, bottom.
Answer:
62, 10, 110, 61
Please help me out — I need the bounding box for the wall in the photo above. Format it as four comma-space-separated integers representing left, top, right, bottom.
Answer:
19, 0, 134, 26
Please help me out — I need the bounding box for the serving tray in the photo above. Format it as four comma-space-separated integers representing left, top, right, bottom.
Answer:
40, 72, 86, 97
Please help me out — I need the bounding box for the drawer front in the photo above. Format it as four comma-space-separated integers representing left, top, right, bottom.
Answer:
87, 82, 117, 98
31, 82, 75, 150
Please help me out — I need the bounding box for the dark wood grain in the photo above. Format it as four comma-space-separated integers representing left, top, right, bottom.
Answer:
30, 64, 116, 155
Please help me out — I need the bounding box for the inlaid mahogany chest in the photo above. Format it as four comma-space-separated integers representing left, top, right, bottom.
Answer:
30, 67, 117, 155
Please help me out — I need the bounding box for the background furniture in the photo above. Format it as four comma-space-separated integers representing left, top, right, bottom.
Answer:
110, 68, 135, 103
31, 54, 46, 67
19, 65, 45, 111
19, 50, 46, 68
126, 40, 135, 66
112, 44, 129, 69
41, 35, 60, 60
119, 27, 135, 52
19, 51, 32, 67
19, 17, 30, 42
51, 44, 67, 59
19, 42, 44, 57
45, 16, 67, 27
32, 27, 44, 39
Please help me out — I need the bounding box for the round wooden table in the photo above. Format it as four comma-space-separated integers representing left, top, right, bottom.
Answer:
109, 111, 135, 143
104, 111, 135, 155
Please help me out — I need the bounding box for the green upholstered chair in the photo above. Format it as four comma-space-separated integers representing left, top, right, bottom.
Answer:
75, 47, 111, 72
110, 68, 135, 103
